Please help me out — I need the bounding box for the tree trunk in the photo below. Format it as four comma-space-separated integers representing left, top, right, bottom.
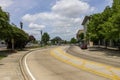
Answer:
11, 38, 14, 50
105, 41, 108, 49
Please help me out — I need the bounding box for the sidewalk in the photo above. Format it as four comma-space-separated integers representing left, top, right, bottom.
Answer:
51, 47, 120, 80
0, 50, 29, 80
68, 46, 120, 67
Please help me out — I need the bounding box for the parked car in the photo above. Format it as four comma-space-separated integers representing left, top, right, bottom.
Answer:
80, 43, 87, 49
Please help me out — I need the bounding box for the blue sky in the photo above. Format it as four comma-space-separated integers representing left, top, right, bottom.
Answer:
0, 0, 113, 40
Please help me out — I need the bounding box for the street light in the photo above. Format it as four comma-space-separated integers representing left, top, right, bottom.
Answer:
20, 21, 23, 29
35, 29, 43, 46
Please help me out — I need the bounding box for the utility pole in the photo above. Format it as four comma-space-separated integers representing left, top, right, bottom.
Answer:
40, 30, 43, 46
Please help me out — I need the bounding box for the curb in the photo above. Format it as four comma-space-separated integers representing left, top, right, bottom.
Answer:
19, 47, 52, 80
19, 49, 40, 80
19, 50, 33, 80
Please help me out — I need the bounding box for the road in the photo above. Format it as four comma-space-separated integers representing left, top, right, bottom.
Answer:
24, 47, 109, 80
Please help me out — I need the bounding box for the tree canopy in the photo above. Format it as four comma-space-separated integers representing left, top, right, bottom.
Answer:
87, 0, 120, 45
0, 7, 29, 49
41, 32, 50, 45
70, 37, 77, 44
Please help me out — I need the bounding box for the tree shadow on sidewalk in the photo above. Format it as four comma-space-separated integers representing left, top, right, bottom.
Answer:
88, 46, 120, 57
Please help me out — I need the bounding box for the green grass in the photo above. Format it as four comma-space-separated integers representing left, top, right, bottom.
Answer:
0, 56, 4, 59
0, 50, 10, 59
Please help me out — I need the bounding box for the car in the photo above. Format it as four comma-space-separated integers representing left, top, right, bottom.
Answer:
80, 43, 87, 49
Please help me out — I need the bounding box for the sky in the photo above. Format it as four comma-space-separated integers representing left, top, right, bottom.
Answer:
0, 0, 113, 40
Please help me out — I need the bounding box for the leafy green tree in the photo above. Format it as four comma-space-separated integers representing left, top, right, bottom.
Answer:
87, 0, 120, 49
78, 33, 84, 41
6, 25, 29, 49
0, 7, 9, 23
41, 32, 50, 45
70, 37, 77, 44
87, 13, 103, 42
0, 7, 29, 49
0, 7, 10, 39
112, 0, 120, 13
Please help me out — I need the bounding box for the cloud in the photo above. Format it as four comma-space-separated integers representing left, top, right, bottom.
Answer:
24, 29, 39, 35
29, 23, 45, 30
52, 0, 94, 17
0, 0, 13, 9
105, 0, 113, 6
22, 0, 94, 40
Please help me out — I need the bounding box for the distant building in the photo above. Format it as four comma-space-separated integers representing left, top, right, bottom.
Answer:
0, 40, 6, 47
51, 36, 63, 45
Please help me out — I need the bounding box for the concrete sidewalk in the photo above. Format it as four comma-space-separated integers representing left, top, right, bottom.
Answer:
51, 47, 120, 80
68, 46, 120, 67
0, 50, 29, 80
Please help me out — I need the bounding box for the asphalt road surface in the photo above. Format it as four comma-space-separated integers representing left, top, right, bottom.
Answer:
25, 47, 109, 80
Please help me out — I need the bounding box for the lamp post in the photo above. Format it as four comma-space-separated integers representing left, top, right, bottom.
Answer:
20, 21, 23, 29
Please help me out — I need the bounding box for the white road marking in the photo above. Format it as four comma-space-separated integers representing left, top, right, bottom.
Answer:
25, 51, 36, 80
24, 49, 49, 80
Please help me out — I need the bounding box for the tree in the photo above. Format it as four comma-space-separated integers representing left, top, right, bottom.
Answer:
112, 0, 120, 13
29, 35, 36, 42
70, 37, 77, 44
0, 7, 29, 49
87, 13, 104, 43
6, 25, 29, 49
77, 33, 84, 42
87, 0, 120, 49
41, 32, 50, 45
0, 7, 10, 39
51, 36, 62, 45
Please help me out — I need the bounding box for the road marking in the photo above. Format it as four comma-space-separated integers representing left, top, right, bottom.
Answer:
51, 47, 120, 80
24, 49, 49, 80
25, 51, 36, 80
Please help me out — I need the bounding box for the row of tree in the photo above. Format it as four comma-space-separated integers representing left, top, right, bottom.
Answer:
0, 7, 35, 50
41, 32, 77, 45
87, 0, 120, 49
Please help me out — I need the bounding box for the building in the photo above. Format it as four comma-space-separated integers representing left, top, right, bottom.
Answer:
81, 16, 93, 46
81, 16, 90, 38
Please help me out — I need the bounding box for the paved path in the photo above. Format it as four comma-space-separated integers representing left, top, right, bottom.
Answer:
0, 50, 29, 80
68, 46, 120, 67
51, 46, 120, 80
25, 47, 108, 80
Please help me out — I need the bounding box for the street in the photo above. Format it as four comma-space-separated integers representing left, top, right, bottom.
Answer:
24, 47, 109, 80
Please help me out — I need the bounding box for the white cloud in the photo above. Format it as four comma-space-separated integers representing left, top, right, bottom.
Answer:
0, 0, 13, 9
52, 0, 94, 17
29, 23, 45, 30
105, 0, 113, 6
22, 14, 38, 22
22, 0, 94, 40
24, 29, 39, 35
